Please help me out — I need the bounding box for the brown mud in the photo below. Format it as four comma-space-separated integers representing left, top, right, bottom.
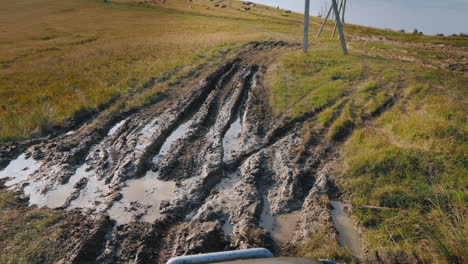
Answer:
0, 41, 368, 263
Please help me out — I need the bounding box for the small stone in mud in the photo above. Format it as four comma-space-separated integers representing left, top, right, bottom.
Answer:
109, 192, 122, 201
159, 200, 171, 212
74, 178, 88, 189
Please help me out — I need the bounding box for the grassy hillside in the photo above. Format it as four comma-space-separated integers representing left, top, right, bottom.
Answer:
0, 0, 467, 263
0, 0, 300, 141
1, 0, 466, 142
267, 38, 467, 263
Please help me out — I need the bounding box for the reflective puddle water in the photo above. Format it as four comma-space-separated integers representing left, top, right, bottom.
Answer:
216, 172, 240, 237
44, 164, 89, 208
260, 197, 299, 243
25, 165, 62, 207
330, 200, 363, 256
24, 183, 46, 206
0, 154, 42, 188
222, 221, 234, 236
135, 120, 161, 153
159, 118, 193, 156
108, 171, 176, 225
222, 114, 242, 161
67, 171, 109, 211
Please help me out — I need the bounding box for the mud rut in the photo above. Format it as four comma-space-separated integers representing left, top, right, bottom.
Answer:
0, 42, 352, 263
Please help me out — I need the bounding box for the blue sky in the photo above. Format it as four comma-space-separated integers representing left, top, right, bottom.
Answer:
251, 0, 468, 35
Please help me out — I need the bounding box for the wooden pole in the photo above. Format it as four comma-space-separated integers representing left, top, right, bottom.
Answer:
331, 0, 348, 54
316, 3, 333, 39
303, 0, 310, 53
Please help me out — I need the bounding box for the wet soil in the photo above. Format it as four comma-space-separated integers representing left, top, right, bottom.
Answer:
0, 41, 363, 263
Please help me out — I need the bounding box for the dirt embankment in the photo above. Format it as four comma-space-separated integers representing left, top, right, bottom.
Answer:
349, 34, 468, 74
0, 41, 353, 263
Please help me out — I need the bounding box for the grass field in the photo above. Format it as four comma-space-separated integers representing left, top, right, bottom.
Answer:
1, 0, 465, 142
0, 0, 303, 141
0, 0, 467, 263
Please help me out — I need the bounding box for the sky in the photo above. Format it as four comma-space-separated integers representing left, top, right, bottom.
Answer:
251, 0, 468, 35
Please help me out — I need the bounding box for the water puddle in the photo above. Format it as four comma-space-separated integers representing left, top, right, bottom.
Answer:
222, 83, 251, 161
151, 114, 195, 168
260, 197, 299, 243
330, 200, 363, 256
108, 119, 127, 136
222, 114, 242, 161
135, 120, 161, 153
0, 154, 42, 188
159, 118, 193, 156
222, 221, 234, 236
67, 167, 109, 211
42, 164, 88, 208
108, 171, 176, 225
24, 165, 63, 207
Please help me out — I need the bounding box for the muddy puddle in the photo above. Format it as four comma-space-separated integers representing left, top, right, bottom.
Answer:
0, 154, 42, 188
223, 114, 242, 161
222, 221, 234, 236
159, 117, 193, 156
330, 200, 363, 256
106, 116, 192, 224
67, 170, 110, 211
24, 165, 63, 207
260, 197, 299, 243
0, 42, 349, 262
135, 120, 161, 153
222, 82, 250, 163
44, 164, 90, 208
108, 171, 176, 225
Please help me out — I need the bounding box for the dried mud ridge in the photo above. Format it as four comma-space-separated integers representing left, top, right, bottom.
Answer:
0, 41, 371, 263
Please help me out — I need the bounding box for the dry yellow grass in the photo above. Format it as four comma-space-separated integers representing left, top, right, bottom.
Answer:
0, 0, 305, 141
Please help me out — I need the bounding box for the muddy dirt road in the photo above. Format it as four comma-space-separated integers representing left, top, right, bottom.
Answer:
0, 42, 354, 263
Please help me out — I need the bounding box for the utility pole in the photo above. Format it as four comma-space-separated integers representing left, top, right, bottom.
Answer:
332, 0, 344, 38
316, 3, 332, 39
332, 0, 347, 37
331, 0, 348, 54
315, 0, 348, 55
303, 0, 310, 53
341, 0, 347, 24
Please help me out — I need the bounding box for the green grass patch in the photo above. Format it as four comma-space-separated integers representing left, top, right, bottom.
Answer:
317, 98, 347, 126
337, 69, 467, 261
328, 102, 355, 141
366, 42, 393, 50
297, 226, 357, 263
265, 27, 467, 261
0, 190, 64, 263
